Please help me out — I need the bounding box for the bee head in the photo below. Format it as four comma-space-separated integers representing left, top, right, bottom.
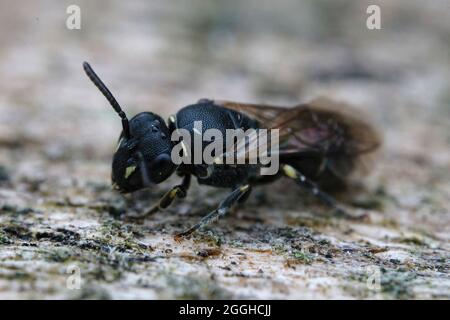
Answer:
83, 62, 176, 193
112, 112, 175, 192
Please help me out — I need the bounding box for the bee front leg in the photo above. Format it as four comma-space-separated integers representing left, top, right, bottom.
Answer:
176, 184, 251, 238
145, 174, 191, 216
282, 165, 357, 219
126, 175, 191, 222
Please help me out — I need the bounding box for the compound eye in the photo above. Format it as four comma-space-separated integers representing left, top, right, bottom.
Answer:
150, 153, 173, 181
151, 153, 171, 167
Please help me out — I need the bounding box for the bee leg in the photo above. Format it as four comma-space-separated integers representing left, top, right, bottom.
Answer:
237, 185, 252, 204
282, 164, 351, 218
228, 185, 252, 215
145, 174, 191, 216
125, 175, 190, 222
176, 184, 250, 238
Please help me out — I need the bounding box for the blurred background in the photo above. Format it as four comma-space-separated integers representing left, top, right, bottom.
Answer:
0, 0, 448, 160
0, 0, 449, 299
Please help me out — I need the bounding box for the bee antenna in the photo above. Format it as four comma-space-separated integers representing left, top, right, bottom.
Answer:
83, 61, 130, 138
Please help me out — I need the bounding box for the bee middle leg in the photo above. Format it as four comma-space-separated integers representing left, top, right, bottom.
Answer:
282, 164, 355, 218
176, 184, 251, 238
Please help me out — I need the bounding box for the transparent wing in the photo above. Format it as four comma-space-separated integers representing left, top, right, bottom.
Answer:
212, 100, 287, 164
213, 100, 287, 127
214, 98, 381, 180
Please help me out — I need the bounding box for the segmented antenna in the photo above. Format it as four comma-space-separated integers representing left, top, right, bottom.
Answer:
83, 61, 130, 138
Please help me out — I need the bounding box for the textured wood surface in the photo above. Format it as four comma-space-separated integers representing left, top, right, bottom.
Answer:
0, 0, 449, 299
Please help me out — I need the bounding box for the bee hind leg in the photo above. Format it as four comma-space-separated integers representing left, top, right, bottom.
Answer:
282, 164, 359, 219
176, 184, 251, 238
227, 185, 252, 215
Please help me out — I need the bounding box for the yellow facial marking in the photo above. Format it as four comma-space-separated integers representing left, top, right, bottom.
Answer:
125, 165, 137, 179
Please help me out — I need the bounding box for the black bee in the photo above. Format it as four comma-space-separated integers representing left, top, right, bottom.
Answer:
83, 62, 381, 237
